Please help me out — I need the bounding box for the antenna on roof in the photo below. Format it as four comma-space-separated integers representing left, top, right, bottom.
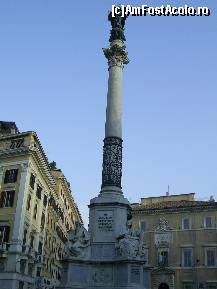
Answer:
166, 185, 170, 196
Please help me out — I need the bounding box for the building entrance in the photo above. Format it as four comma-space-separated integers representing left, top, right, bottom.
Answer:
158, 283, 169, 289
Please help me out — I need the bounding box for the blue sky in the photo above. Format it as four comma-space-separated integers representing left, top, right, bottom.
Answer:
0, 0, 216, 225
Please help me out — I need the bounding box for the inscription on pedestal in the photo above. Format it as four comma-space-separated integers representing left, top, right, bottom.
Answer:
97, 211, 114, 232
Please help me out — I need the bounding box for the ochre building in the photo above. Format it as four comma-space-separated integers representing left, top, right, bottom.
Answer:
132, 193, 217, 289
0, 121, 82, 289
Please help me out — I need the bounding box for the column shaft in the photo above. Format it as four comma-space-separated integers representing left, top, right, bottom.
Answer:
105, 65, 123, 138
101, 43, 129, 192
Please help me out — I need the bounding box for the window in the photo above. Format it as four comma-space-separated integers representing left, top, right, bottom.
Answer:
36, 267, 41, 277
204, 216, 213, 228
36, 185, 42, 199
140, 221, 146, 231
182, 218, 190, 230
30, 235, 34, 248
182, 248, 193, 267
41, 212, 45, 230
26, 195, 31, 211
38, 241, 43, 255
20, 260, 26, 274
58, 271, 61, 280
23, 229, 27, 245
10, 138, 24, 149
33, 204, 38, 219
28, 263, 33, 276
206, 248, 216, 267
56, 225, 67, 243
158, 248, 169, 266
0, 226, 10, 243
0, 190, 15, 207
4, 169, 18, 183
29, 174, 35, 190
43, 195, 48, 207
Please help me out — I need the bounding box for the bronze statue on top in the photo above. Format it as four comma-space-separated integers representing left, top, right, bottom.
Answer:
108, 10, 128, 42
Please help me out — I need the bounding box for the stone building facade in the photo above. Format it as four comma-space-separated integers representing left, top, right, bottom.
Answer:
0, 121, 82, 289
132, 193, 217, 289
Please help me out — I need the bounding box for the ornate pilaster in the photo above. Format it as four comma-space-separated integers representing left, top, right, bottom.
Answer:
101, 11, 129, 192
11, 161, 30, 246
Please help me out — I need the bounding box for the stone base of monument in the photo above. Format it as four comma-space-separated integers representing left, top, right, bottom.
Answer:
56, 189, 152, 289
57, 259, 151, 289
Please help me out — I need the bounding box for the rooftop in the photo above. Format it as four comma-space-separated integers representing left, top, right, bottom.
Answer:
132, 193, 217, 212
0, 121, 19, 137
140, 192, 195, 205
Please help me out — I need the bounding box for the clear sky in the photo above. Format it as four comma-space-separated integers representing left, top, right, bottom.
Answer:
0, 0, 216, 226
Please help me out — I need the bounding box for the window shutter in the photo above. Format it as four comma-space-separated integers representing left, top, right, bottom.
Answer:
3, 226, 10, 243
4, 171, 9, 183
13, 169, 18, 182
8, 190, 15, 207
0, 192, 5, 207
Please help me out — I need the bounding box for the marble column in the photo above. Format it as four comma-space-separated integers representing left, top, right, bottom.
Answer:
101, 37, 129, 194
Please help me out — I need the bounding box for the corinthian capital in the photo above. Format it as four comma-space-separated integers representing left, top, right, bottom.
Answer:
103, 44, 129, 69
21, 161, 29, 172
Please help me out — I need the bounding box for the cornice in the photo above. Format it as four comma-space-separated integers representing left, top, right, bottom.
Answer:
0, 131, 35, 141
131, 204, 217, 215
0, 131, 82, 223
52, 172, 83, 223
0, 142, 56, 191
